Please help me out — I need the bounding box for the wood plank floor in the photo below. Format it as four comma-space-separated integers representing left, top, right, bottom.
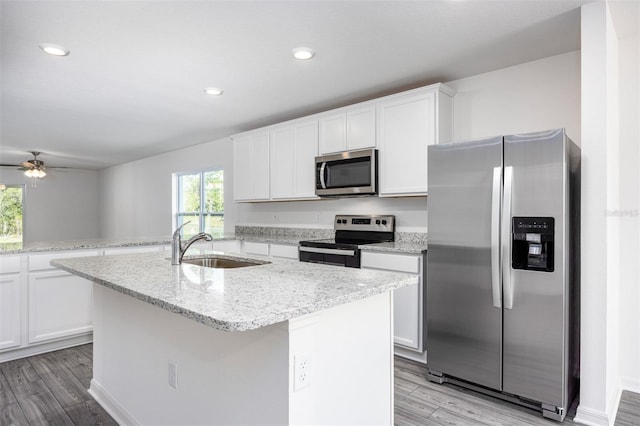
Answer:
0, 344, 116, 426
394, 356, 639, 426
1, 344, 638, 426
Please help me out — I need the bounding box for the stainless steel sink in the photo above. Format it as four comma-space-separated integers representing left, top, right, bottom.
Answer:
181, 255, 268, 269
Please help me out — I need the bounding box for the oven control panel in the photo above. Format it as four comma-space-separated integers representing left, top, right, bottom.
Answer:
334, 215, 395, 233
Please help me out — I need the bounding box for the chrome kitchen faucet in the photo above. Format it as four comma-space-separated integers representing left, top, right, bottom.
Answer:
171, 221, 213, 265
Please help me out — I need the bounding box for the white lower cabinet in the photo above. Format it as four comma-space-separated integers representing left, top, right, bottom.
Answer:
361, 251, 427, 362
0, 256, 22, 350
28, 270, 93, 343
0, 249, 102, 361
27, 250, 99, 345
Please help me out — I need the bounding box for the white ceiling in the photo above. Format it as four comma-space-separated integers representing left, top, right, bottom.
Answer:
1, 0, 595, 170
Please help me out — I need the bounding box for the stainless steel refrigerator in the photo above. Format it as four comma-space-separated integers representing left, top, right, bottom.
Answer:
426, 129, 580, 421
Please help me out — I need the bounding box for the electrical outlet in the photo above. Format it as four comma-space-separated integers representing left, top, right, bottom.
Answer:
294, 353, 312, 391
168, 361, 178, 390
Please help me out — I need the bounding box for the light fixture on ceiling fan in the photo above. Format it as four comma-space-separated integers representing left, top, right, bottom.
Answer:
22, 151, 47, 180
19, 151, 48, 186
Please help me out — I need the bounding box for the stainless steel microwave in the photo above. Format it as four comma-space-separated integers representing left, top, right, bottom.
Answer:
315, 148, 378, 197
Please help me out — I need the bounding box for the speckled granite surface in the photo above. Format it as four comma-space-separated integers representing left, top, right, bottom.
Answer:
236, 226, 427, 253
1, 227, 426, 255
360, 232, 428, 254
0, 234, 235, 254
52, 251, 417, 332
235, 226, 333, 245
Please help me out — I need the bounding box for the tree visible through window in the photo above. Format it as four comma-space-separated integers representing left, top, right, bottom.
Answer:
176, 170, 223, 238
0, 185, 24, 249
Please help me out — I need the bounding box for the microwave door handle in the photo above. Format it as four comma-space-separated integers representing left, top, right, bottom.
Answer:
320, 162, 327, 189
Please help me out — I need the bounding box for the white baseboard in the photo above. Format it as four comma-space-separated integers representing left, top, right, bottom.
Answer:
89, 379, 139, 426
394, 345, 427, 364
0, 334, 92, 363
574, 385, 623, 426
575, 405, 613, 426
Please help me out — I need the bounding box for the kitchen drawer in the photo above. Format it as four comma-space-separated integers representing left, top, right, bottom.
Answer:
0, 256, 21, 274
212, 240, 241, 253
361, 252, 420, 273
104, 246, 163, 255
242, 241, 269, 256
29, 250, 99, 271
269, 244, 298, 259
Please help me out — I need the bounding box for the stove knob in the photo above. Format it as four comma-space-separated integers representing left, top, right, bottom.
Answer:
381, 220, 387, 225
375, 219, 381, 225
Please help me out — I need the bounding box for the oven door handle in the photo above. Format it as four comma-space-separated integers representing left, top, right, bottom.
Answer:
299, 246, 357, 256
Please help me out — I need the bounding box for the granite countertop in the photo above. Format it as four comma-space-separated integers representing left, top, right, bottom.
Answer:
0, 234, 235, 255
359, 241, 428, 254
235, 226, 428, 254
1, 228, 427, 255
235, 235, 303, 246
52, 251, 417, 332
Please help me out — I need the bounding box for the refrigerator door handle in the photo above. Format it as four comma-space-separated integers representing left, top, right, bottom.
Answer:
491, 167, 502, 308
503, 166, 514, 309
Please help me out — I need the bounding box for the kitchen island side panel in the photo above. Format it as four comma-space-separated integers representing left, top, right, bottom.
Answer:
91, 284, 394, 426
91, 284, 290, 426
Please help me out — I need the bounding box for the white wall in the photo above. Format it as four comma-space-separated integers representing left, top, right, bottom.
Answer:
573, 3, 640, 426
447, 50, 581, 145
236, 197, 429, 232
0, 168, 99, 243
96, 51, 581, 236
614, 4, 640, 396
233, 51, 582, 232
98, 137, 235, 238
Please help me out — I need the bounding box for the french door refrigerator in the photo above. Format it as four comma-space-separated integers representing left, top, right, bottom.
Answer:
426, 129, 580, 421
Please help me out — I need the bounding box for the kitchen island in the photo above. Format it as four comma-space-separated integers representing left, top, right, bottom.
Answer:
53, 251, 417, 425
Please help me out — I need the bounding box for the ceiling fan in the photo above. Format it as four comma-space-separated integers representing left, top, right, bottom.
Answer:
1, 151, 72, 186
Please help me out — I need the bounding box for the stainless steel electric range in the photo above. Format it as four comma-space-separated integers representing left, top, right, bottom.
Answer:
298, 215, 395, 268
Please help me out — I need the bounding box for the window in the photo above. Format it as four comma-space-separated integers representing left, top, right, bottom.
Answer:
0, 185, 24, 248
175, 170, 224, 238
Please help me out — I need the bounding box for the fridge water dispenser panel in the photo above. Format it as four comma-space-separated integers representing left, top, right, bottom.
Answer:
512, 217, 554, 272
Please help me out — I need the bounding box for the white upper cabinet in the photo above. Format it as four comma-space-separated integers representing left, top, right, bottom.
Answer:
232, 83, 453, 202
319, 103, 376, 154
233, 130, 270, 201
377, 84, 454, 197
270, 119, 319, 200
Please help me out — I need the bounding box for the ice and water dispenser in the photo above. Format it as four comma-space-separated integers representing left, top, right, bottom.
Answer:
512, 217, 554, 272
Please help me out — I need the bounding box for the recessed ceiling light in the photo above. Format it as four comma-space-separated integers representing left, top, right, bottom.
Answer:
204, 87, 224, 96
292, 47, 315, 60
39, 43, 70, 56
